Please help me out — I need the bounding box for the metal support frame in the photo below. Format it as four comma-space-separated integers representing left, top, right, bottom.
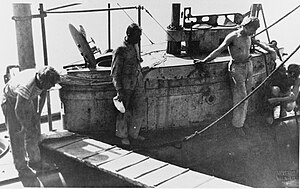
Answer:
107, 3, 112, 51
19, 3, 142, 131
137, 5, 142, 49
39, 4, 53, 131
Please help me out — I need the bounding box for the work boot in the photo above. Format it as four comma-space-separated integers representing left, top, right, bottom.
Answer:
235, 128, 246, 137
28, 161, 58, 173
134, 135, 145, 141
121, 138, 130, 145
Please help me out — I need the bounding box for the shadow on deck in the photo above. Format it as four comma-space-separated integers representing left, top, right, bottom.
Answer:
0, 113, 298, 188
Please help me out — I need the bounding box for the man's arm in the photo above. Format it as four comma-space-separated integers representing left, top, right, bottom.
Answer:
195, 32, 234, 64
111, 48, 125, 101
291, 77, 300, 101
111, 49, 124, 91
268, 94, 295, 104
15, 95, 39, 129
38, 90, 47, 116
268, 78, 300, 104
252, 38, 277, 60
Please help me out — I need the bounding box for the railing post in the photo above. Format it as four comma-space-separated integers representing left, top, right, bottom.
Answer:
137, 5, 142, 50
107, 3, 112, 51
39, 3, 53, 131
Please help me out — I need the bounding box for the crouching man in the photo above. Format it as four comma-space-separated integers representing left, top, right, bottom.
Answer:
266, 64, 300, 124
1, 66, 60, 177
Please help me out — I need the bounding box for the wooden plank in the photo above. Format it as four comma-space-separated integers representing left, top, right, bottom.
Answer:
156, 171, 213, 188
1, 181, 24, 188
99, 153, 146, 172
117, 158, 167, 180
0, 164, 19, 182
42, 136, 85, 150
56, 140, 108, 160
136, 164, 188, 187
82, 139, 113, 149
197, 177, 250, 188
83, 147, 130, 166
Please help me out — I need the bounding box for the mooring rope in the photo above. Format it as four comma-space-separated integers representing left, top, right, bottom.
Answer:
143, 7, 178, 42
132, 4, 300, 150
133, 43, 300, 151
183, 43, 300, 140
254, 4, 300, 37
117, 3, 154, 45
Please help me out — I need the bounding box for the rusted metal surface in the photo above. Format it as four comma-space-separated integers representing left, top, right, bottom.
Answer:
59, 49, 275, 132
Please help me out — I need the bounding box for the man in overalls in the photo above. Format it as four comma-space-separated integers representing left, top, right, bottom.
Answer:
1, 66, 60, 177
194, 17, 276, 136
111, 23, 146, 145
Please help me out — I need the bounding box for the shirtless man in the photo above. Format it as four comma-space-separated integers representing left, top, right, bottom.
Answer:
194, 17, 276, 136
266, 64, 300, 124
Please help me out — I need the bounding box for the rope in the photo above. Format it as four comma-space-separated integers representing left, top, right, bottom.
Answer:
254, 4, 300, 37
116, 3, 154, 45
184, 43, 300, 142
133, 43, 300, 151
143, 7, 178, 42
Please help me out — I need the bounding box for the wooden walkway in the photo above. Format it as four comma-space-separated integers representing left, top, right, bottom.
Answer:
41, 130, 250, 188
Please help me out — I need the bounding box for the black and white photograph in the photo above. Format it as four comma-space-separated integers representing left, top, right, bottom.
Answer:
0, 0, 299, 188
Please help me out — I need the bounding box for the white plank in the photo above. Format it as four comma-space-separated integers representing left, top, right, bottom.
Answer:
99, 153, 145, 172
197, 177, 250, 188
57, 140, 104, 159
136, 164, 187, 187
84, 147, 130, 166
83, 139, 113, 149
117, 158, 167, 179
157, 171, 213, 188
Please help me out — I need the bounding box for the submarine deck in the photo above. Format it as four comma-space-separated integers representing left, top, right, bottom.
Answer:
0, 110, 298, 188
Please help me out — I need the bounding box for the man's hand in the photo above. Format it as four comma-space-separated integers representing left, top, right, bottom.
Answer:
193, 59, 205, 64
193, 59, 207, 70
117, 89, 125, 102
142, 66, 150, 73
268, 98, 277, 104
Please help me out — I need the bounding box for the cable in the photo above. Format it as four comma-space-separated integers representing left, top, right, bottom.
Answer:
134, 42, 300, 151
183, 42, 300, 143
254, 4, 300, 37
117, 3, 154, 45
143, 7, 178, 42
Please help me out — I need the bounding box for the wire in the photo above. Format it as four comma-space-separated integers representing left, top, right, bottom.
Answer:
116, 3, 154, 45
134, 42, 300, 150
183, 42, 300, 143
143, 7, 178, 42
255, 4, 300, 37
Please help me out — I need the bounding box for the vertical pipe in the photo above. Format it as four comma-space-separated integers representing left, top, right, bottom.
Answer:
137, 5, 142, 50
12, 3, 36, 70
250, 4, 260, 17
260, 6, 271, 43
167, 3, 181, 55
171, 3, 181, 28
107, 3, 111, 51
39, 3, 53, 131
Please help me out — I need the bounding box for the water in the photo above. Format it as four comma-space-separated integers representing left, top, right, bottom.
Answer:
1, 0, 300, 124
